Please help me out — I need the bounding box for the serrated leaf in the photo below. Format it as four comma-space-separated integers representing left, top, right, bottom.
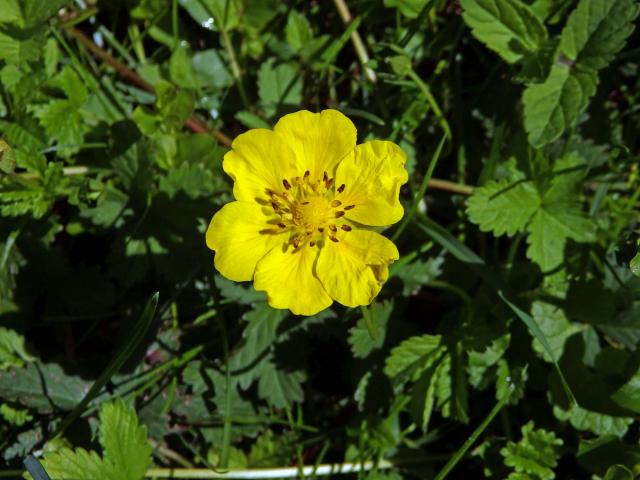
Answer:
215, 275, 266, 305
285, 10, 313, 52
257, 361, 305, 409
523, 65, 598, 148
100, 399, 152, 480
37, 448, 121, 480
230, 303, 285, 389
0, 362, 90, 412
0, 402, 32, 426
559, 0, 640, 71
392, 256, 443, 296
554, 404, 633, 437
348, 300, 393, 358
384, 334, 444, 381
0, 326, 35, 369
30, 99, 86, 157
158, 163, 217, 199
501, 421, 563, 480
257, 59, 302, 116
467, 178, 540, 236
460, 0, 547, 63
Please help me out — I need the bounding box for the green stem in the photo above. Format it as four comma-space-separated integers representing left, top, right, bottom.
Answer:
407, 69, 452, 140
392, 133, 447, 242
220, 318, 232, 469
433, 386, 513, 480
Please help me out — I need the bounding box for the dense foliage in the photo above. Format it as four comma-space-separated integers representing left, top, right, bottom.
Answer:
1, 0, 640, 478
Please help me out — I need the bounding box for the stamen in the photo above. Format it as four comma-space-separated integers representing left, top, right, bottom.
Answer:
330, 236, 339, 243
283, 179, 292, 190
337, 184, 346, 193
278, 223, 287, 229
304, 170, 310, 179
325, 178, 334, 189
272, 202, 280, 211
323, 171, 328, 182
292, 236, 300, 248
344, 204, 355, 210
318, 227, 324, 232
335, 211, 345, 218
331, 200, 342, 208
309, 240, 316, 247
301, 201, 310, 205
341, 225, 352, 231
329, 224, 337, 232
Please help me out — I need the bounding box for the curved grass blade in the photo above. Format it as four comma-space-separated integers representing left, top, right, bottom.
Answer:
433, 382, 513, 480
23, 456, 51, 480
52, 292, 159, 438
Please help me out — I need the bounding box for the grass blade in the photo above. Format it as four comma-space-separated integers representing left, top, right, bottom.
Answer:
433, 383, 513, 480
52, 292, 159, 438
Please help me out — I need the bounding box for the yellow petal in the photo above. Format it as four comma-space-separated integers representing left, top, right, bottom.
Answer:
274, 109, 357, 181
316, 229, 399, 308
223, 129, 299, 202
335, 140, 408, 226
254, 244, 332, 316
206, 201, 284, 282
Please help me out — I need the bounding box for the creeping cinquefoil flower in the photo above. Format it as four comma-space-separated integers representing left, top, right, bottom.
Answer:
206, 109, 408, 316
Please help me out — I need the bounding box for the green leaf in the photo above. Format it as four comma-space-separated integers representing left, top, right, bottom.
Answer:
0, 139, 16, 174
391, 257, 443, 296
178, 0, 239, 31
559, 0, 640, 71
384, 334, 444, 381
0, 326, 35, 369
501, 421, 563, 480
30, 99, 87, 157
155, 81, 195, 130
467, 177, 540, 236
35, 400, 151, 480
0, 362, 90, 412
0, 402, 33, 426
523, 65, 598, 148
604, 465, 634, 480
577, 437, 640, 477
100, 399, 152, 480
230, 303, 285, 389
630, 251, 640, 277
384, 0, 432, 19
158, 163, 217, 199
588, 305, 640, 350
285, 10, 313, 52
257, 59, 302, 116
38, 448, 121, 480
611, 370, 640, 414
554, 404, 633, 437
530, 301, 579, 362
460, 0, 547, 63
192, 49, 233, 89
257, 361, 305, 409
348, 301, 393, 358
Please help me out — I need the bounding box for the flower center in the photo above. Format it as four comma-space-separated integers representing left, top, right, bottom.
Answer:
268, 170, 355, 249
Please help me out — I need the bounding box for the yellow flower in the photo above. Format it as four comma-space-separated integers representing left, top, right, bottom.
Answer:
206, 110, 408, 316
